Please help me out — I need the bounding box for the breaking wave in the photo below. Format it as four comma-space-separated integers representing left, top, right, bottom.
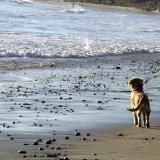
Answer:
0, 32, 160, 58
15, 0, 33, 3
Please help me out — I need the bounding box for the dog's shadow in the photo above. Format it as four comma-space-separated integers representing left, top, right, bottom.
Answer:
150, 125, 160, 130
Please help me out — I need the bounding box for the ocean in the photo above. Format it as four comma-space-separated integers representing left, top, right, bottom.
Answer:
0, 0, 160, 58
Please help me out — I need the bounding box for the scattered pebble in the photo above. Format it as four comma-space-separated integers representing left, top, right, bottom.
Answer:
63, 157, 69, 160
82, 137, 87, 141
116, 66, 121, 69
65, 136, 70, 140
46, 154, 57, 157
75, 131, 81, 136
53, 146, 62, 150
33, 141, 39, 145
86, 133, 90, 136
39, 147, 44, 150
92, 153, 97, 156
10, 137, 14, 140
18, 150, 27, 154
91, 138, 96, 141
118, 133, 124, 137
45, 139, 52, 144
24, 143, 29, 145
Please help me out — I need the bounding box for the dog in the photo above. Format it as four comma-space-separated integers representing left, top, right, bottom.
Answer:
127, 77, 151, 128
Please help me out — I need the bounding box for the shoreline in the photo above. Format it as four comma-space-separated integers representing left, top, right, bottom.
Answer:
35, 0, 160, 13
0, 51, 160, 70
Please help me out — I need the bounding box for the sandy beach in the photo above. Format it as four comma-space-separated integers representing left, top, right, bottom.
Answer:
0, 52, 159, 159
1, 0, 160, 159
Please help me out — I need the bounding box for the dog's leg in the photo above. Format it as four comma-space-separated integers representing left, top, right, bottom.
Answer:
143, 112, 146, 126
145, 112, 150, 128
137, 112, 142, 127
133, 112, 138, 126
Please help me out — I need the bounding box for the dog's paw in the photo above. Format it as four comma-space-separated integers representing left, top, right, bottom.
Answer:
136, 124, 142, 128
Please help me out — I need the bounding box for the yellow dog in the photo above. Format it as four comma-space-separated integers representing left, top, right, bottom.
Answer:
127, 77, 151, 128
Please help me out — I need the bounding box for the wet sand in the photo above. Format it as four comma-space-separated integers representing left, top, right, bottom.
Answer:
0, 53, 160, 159
67, 117, 160, 160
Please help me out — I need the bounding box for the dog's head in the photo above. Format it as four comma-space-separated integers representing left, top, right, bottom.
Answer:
128, 77, 144, 91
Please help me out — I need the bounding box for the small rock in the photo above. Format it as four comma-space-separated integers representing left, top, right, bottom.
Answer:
50, 64, 56, 67
82, 137, 87, 141
118, 133, 124, 137
65, 136, 70, 140
54, 146, 62, 150
34, 141, 39, 145
75, 132, 81, 136
86, 133, 90, 136
46, 154, 57, 157
92, 153, 97, 156
38, 139, 42, 142
45, 139, 52, 144
24, 143, 29, 145
18, 150, 27, 154
39, 147, 44, 150
63, 157, 69, 160
116, 66, 121, 69
91, 138, 96, 141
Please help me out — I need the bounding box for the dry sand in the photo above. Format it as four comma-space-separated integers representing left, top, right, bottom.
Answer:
0, 53, 160, 159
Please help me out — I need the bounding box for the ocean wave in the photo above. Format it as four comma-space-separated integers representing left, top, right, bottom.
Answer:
0, 32, 160, 58
58, 4, 86, 14
0, 47, 159, 59
15, 0, 33, 3
66, 5, 86, 13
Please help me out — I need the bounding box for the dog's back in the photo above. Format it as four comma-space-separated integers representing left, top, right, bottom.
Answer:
129, 90, 151, 113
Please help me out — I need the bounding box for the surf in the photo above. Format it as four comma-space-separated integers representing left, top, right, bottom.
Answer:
67, 5, 85, 13
15, 0, 33, 3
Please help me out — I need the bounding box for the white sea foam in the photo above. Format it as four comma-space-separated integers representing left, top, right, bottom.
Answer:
67, 5, 85, 13
0, 32, 160, 58
15, 0, 33, 3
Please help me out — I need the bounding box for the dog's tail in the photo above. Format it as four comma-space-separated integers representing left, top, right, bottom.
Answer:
127, 95, 144, 112
127, 105, 141, 112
